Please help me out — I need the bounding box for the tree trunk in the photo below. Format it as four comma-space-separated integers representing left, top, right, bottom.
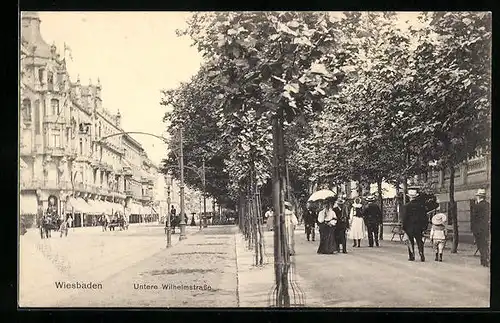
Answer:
449, 164, 459, 253
395, 181, 401, 223
271, 114, 284, 306
377, 179, 384, 240
255, 187, 264, 266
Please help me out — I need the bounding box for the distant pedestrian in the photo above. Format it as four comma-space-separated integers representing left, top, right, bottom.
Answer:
401, 189, 428, 262
471, 188, 490, 267
285, 202, 298, 256
348, 198, 365, 247
362, 195, 383, 247
334, 197, 349, 253
430, 213, 447, 262
59, 218, 68, 237
317, 198, 337, 254
265, 208, 274, 231
304, 204, 317, 242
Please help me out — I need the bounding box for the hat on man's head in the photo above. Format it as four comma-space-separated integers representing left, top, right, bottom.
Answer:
337, 197, 346, 204
408, 189, 419, 198
365, 195, 376, 202
284, 201, 292, 208
476, 188, 486, 196
432, 213, 447, 225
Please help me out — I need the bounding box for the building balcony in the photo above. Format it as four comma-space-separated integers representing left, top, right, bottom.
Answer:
20, 144, 33, 157
20, 179, 74, 191
43, 115, 66, 124
44, 146, 66, 157
74, 155, 91, 163
20, 179, 42, 191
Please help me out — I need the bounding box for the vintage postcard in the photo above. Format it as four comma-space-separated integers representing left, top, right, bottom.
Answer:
19, 11, 491, 308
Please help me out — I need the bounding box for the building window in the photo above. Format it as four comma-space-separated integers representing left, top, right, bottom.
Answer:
47, 72, 54, 90
34, 100, 41, 134
22, 99, 31, 121
65, 128, 69, 145
50, 99, 60, 116
52, 133, 61, 147
38, 68, 45, 84
79, 138, 83, 154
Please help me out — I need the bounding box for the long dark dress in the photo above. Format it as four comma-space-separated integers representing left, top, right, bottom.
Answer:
317, 222, 336, 254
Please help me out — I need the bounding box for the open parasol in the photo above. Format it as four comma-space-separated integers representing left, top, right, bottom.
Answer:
307, 189, 336, 202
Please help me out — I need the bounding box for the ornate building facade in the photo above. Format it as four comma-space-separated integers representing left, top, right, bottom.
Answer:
20, 12, 159, 227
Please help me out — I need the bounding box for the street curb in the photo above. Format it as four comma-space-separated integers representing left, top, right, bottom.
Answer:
234, 233, 241, 308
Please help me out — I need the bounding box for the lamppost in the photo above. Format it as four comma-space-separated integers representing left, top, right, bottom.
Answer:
178, 128, 187, 241
165, 173, 172, 248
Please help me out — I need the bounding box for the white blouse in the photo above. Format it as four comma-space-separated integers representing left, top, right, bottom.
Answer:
317, 208, 337, 224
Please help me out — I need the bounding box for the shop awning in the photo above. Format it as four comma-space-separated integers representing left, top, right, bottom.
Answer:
66, 197, 91, 214
20, 193, 38, 215
129, 203, 141, 215
86, 199, 103, 215
112, 203, 124, 214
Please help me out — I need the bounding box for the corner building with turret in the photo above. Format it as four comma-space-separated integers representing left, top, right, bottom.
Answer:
20, 12, 160, 228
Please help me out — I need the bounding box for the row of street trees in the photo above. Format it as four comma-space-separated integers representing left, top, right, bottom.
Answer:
160, 12, 490, 301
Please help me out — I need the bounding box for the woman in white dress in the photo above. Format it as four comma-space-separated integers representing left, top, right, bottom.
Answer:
348, 198, 366, 247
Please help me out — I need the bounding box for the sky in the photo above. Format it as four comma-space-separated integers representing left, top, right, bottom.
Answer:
35, 11, 423, 167
37, 12, 204, 166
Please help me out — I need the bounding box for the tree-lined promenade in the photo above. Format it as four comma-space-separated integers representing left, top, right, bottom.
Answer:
161, 12, 490, 254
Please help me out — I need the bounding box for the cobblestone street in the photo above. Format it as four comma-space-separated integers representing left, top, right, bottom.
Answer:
19, 224, 231, 307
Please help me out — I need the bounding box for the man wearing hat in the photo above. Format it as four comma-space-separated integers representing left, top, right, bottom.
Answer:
471, 188, 490, 267
401, 189, 428, 262
284, 201, 299, 256
304, 203, 317, 242
334, 197, 349, 253
362, 195, 383, 248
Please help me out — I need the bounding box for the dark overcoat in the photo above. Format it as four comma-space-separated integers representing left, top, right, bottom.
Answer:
401, 200, 428, 234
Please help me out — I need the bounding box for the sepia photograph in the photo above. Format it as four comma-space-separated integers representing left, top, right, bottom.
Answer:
18, 11, 491, 308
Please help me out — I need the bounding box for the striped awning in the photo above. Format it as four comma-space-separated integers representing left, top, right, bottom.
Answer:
20, 193, 38, 215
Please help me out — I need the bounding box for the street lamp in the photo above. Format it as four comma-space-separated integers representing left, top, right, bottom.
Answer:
178, 128, 187, 241
165, 173, 172, 248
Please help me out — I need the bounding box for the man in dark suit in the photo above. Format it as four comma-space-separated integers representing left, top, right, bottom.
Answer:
334, 196, 350, 253
401, 189, 428, 262
362, 195, 383, 247
304, 204, 317, 242
471, 188, 490, 267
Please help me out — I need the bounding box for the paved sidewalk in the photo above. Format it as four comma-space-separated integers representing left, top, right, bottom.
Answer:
234, 227, 324, 307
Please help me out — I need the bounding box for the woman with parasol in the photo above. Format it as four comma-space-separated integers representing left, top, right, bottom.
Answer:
309, 190, 338, 254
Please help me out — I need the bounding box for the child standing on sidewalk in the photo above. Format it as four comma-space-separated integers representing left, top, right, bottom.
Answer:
430, 213, 448, 262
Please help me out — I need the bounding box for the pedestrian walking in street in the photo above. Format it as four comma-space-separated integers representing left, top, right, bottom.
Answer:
471, 188, 490, 267
59, 218, 68, 238
285, 201, 298, 256
430, 213, 447, 262
101, 213, 108, 232
401, 189, 428, 262
334, 197, 349, 253
265, 208, 274, 231
304, 203, 317, 241
348, 198, 365, 247
317, 198, 338, 254
362, 195, 383, 247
